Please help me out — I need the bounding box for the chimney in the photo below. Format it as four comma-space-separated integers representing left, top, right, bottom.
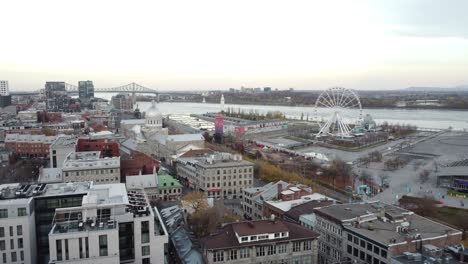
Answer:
277, 183, 283, 199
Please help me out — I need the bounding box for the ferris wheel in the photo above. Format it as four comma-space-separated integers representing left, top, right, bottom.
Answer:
314, 87, 362, 138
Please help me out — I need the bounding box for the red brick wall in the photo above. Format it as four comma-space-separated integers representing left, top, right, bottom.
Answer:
76, 138, 119, 157
120, 151, 159, 182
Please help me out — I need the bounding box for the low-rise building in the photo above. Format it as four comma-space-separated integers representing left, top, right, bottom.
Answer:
77, 137, 119, 157
199, 219, 320, 264
5, 133, 56, 158
62, 151, 120, 184
263, 193, 333, 220
313, 201, 462, 264
50, 135, 78, 168
177, 152, 254, 199
242, 181, 312, 220
126, 169, 182, 201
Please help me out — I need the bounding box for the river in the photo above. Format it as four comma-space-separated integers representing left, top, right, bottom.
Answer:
95, 93, 468, 130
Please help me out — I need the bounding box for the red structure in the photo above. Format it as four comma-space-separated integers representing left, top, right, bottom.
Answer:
76, 138, 119, 157
120, 151, 159, 181
214, 113, 224, 135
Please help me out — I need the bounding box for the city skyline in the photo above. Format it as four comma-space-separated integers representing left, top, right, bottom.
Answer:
1, 0, 468, 91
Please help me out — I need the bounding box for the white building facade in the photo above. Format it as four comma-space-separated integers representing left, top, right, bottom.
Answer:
0, 80, 9, 96
62, 151, 120, 184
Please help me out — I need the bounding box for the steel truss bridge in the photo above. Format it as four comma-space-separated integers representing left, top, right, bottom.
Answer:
10, 82, 159, 96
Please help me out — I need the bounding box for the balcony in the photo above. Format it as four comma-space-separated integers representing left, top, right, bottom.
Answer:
51, 218, 117, 234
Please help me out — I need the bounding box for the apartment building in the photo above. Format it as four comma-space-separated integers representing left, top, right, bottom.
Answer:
0, 182, 168, 264
62, 151, 120, 184
176, 152, 254, 199
48, 185, 168, 264
50, 136, 78, 168
0, 80, 9, 96
5, 133, 56, 158
0, 186, 36, 264
199, 219, 320, 264
313, 202, 462, 264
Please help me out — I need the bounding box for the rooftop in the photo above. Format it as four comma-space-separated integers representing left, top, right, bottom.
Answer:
125, 171, 182, 190
0, 182, 92, 200
120, 119, 145, 125
63, 151, 120, 169
200, 219, 319, 250
51, 135, 77, 148
315, 201, 462, 247
178, 152, 254, 169
285, 199, 335, 222
265, 193, 334, 213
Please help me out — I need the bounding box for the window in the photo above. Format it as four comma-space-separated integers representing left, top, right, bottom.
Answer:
239, 248, 249, 258
0, 228, 3, 237
275, 233, 280, 238
99, 235, 108, 256
241, 237, 248, 242
292, 241, 301, 252
278, 243, 288, 254
142, 245, 150, 256
2, 253, 5, 263
267, 245, 276, 255
258, 235, 268, 240
0, 240, 4, 251
381, 249, 388, 258
17, 238, 23, 248
347, 245, 352, 254
65, 239, 69, 260
11, 252, 16, 262
256, 246, 265, 256
373, 246, 380, 255
17, 208, 26, 217
353, 236, 359, 244
360, 239, 365, 248
347, 234, 352, 241
367, 243, 372, 251
20, 251, 24, 261
213, 250, 224, 262
229, 249, 237, 260
57, 240, 63, 261
360, 251, 365, 260
303, 240, 312, 250
141, 221, 150, 243
16, 226, 22, 236
250, 235, 257, 241
0, 209, 7, 218
85, 237, 89, 258
9, 239, 13, 249
143, 258, 150, 264
9, 227, 12, 237
79, 238, 83, 259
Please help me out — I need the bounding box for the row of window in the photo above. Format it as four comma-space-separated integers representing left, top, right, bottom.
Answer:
206, 180, 252, 188
316, 219, 342, 236
347, 233, 387, 258
64, 169, 117, 177
0, 226, 22, 237
216, 168, 253, 175
0, 208, 27, 218
347, 245, 387, 264
1, 251, 24, 263
205, 174, 252, 181
213, 241, 313, 262
0, 238, 23, 251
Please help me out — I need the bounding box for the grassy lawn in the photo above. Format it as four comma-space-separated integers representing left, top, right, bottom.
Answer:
431, 206, 468, 231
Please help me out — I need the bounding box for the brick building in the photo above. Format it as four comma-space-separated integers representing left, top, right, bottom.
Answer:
76, 138, 119, 157
5, 133, 56, 158
120, 151, 159, 181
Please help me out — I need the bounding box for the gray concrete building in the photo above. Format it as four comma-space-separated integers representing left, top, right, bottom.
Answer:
313, 201, 462, 264
176, 152, 254, 199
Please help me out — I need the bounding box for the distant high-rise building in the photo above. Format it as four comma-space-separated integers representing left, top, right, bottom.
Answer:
0, 80, 9, 95
78, 80, 94, 99
0, 80, 11, 107
220, 94, 225, 112
45, 82, 70, 111
111, 94, 133, 111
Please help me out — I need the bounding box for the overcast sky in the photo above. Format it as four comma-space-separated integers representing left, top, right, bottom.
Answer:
1, 0, 467, 91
